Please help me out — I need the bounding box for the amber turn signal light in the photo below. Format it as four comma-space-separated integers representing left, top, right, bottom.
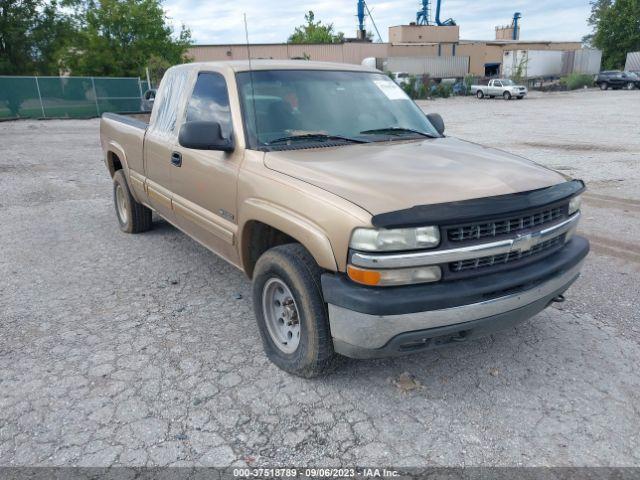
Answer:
347, 265, 382, 286
347, 264, 442, 287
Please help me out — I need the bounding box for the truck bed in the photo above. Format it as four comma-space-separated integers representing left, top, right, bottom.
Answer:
102, 112, 148, 129
99, 113, 148, 178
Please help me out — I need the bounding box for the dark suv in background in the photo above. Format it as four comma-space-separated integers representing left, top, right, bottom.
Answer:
595, 71, 639, 90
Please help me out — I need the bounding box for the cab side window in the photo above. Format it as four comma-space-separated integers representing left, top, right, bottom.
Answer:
186, 72, 232, 138
152, 68, 190, 136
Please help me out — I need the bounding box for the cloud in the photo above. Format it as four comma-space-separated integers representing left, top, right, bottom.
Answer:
164, 0, 592, 44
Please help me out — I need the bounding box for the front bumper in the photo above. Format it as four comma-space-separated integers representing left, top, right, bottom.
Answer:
322, 236, 589, 359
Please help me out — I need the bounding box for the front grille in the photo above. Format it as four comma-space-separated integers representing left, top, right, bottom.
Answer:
450, 234, 566, 273
447, 206, 564, 243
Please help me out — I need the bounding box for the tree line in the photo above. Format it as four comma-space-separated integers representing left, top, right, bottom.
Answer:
3, 0, 637, 78
0, 5, 352, 79
0, 0, 192, 77
586, 0, 639, 69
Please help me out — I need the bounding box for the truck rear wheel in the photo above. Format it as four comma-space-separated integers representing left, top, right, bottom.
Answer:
252, 243, 336, 378
113, 170, 152, 234
476, 90, 484, 99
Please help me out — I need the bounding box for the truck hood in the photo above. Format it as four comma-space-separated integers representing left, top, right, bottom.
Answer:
263, 137, 566, 216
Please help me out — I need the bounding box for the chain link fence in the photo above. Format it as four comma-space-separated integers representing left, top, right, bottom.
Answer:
0, 76, 151, 119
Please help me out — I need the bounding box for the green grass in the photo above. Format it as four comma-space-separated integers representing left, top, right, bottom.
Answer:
561, 73, 595, 90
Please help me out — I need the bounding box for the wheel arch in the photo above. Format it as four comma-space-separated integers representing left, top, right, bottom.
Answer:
104, 142, 146, 204
105, 141, 128, 178
239, 199, 338, 278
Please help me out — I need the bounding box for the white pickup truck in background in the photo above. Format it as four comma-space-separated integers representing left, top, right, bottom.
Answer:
471, 79, 528, 100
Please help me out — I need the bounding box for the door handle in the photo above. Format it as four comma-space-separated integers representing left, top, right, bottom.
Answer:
170, 152, 182, 167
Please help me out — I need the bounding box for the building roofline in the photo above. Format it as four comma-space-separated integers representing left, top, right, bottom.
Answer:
190, 39, 582, 49
177, 60, 379, 73
190, 42, 353, 48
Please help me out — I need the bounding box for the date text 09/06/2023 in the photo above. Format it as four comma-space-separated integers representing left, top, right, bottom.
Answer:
232, 468, 401, 478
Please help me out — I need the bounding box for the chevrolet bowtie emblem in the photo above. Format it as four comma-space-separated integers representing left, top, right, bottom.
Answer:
511, 232, 536, 253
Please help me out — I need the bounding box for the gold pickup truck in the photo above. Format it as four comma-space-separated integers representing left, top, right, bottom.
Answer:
100, 60, 589, 377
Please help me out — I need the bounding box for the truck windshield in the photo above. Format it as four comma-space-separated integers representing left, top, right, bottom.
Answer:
501, 79, 516, 86
236, 70, 439, 149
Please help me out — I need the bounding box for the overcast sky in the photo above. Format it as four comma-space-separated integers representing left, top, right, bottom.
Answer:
164, 0, 592, 45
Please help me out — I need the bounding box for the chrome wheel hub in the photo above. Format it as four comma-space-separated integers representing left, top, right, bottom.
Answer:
115, 184, 128, 224
262, 278, 300, 354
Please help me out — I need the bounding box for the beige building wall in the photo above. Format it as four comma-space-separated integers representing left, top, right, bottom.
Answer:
387, 44, 439, 57
188, 43, 390, 64
495, 27, 517, 40
457, 42, 503, 76
389, 25, 460, 43
187, 39, 583, 77
500, 42, 582, 52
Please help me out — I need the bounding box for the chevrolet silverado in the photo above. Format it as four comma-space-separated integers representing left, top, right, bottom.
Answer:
100, 61, 588, 377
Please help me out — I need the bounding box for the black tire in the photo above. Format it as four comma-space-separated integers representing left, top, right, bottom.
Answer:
476, 90, 484, 99
113, 170, 152, 234
503, 91, 512, 100
252, 243, 336, 378
599, 82, 609, 91
517, 96, 524, 100
626, 82, 635, 90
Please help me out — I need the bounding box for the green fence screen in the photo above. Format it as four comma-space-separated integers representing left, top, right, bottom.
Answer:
0, 76, 149, 119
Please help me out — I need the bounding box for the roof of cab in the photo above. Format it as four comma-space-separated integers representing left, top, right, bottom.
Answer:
171, 60, 379, 74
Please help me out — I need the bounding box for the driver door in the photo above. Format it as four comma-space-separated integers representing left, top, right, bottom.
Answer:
169, 71, 243, 266
490, 80, 502, 96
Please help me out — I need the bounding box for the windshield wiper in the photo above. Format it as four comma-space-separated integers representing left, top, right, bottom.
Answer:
360, 127, 438, 138
267, 133, 370, 145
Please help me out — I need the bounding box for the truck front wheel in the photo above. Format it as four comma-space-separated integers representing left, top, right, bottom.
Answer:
476, 90, 484, 99
503, 91, 512, 100
113, 170, 152, 233
252, 244, 336, 377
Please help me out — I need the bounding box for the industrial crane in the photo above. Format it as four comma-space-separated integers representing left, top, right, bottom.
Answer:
416, 0, 456, 26
356, 0, 383, 42
512, 12, 522, 40
356, 0, 457, 41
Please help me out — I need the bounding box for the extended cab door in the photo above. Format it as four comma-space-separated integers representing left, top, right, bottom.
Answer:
143, 69, 191, 221
169, 71, 242, 266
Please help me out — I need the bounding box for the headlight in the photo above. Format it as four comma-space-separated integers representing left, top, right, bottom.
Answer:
350, 226, 440, 252
569, 194, 582, 215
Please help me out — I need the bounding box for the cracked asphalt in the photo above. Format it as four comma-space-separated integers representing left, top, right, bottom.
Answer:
1, 89, 639, 467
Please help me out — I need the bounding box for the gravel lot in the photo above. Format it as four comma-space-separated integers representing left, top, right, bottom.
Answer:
1, 89, 639, 467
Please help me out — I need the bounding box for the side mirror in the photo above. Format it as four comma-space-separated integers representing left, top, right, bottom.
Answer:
178, 121, 234, 152
427, 113, 445, 136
